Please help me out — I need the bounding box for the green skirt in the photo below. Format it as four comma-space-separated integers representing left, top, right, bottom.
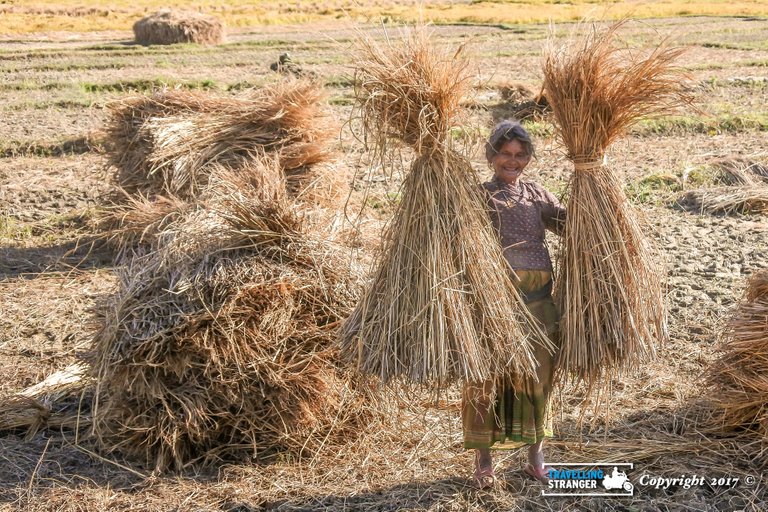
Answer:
462, 270, 560, 449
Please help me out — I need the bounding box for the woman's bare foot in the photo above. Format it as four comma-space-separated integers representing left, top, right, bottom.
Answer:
524, 441, 551, 484
473, 449, 495, 489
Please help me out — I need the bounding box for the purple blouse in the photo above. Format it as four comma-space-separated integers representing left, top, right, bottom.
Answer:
482, 177, 566, 272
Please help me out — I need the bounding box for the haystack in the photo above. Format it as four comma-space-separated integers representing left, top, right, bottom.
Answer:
705, 271, 768, 438
99, 81, 345, 258
90, 169, 372, 470
543, 21, 692, 387
133, 10, 224, 46
339, 28, 548, 387
105, 81, 337, 200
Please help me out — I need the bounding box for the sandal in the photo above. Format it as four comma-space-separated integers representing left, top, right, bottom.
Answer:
523, 463, 553, 485
473, 451, 496, 489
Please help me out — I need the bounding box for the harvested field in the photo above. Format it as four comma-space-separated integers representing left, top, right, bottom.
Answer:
1, 14, 768, 512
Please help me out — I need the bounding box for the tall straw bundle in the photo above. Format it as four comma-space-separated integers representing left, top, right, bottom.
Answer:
543, 22, 692, 385
105, 81, 336, 200
340, 28, 547, 386
90, 171, 372, 470
133, 10, 225, 46
705, 271, 768, 437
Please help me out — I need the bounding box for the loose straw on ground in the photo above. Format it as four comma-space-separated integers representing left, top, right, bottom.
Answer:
543, 21, 692, 388
340, 28, 549, 387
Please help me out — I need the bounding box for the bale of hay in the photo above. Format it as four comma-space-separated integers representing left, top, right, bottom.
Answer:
705, 271, 768, 437
133, 9, 225, 46
90, 171, 372, 470
339, 28, 548, 387
677, 186, 768, 215
105, 81, 336, 200
543, 21, 692, 387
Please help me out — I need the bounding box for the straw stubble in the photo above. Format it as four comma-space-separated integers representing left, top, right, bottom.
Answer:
341, 28, 549, 387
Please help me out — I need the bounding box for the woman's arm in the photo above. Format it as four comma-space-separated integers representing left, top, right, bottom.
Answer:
539, 186, 567, 235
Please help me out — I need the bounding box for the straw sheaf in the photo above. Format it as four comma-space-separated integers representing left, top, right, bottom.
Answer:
704, 271, 768, 438
342, 28, 549, 387
543, 22, 684, 388
133, 10, 225, 46
0, 363, 90, 438
105, 81, 336, 200
90, 175, 372, 470
354, 28, 473, 154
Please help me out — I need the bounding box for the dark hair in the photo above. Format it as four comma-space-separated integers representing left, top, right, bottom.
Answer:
485, 120, 535, 163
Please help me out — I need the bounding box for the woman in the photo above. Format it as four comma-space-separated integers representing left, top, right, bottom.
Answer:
463, 120, 565, 488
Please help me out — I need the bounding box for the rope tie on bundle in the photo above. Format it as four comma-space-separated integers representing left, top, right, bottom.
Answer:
573, 156, 607, 172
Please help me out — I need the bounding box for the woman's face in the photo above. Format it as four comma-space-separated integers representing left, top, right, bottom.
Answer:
492, 139, 531, 186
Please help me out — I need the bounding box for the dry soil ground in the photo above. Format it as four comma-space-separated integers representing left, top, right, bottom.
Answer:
1, 16, 767, 512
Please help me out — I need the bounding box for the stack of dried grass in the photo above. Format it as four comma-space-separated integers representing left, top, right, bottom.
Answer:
705, 271, 768, 438
105, 81, 336, 200
678, 157, 768, 215
99, 80, 344, 257
133, 10, 225, 46
90, 167, 373, 471
543, 21, 692, 387
678, 187, 768, 215
339, 28, 548, 386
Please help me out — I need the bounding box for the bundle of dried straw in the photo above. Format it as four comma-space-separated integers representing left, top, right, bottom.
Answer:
340, 28, 547, 386
543, 21, 692, 386
705, 271, 768, 438
133, 9, 225, 46
106, 81, 336, 199
0, 363, 89, 438
678, 186, 768, 215
90, 168, 373, 470
99, 81, 343, 258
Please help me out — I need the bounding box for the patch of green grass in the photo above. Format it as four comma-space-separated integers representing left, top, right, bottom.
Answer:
2, 61, 127, 73
701, 41, 768, 51
521, 120, 555, 138
625, 172, 682, 204
0, 80, 69, 91
5, 98, 95, 111
0, 216, 33, 242
328, 96, 354, 106
633, 114, 768, 136
703, 77, 768, 90
82, 78, 217, 93
324, 75, 355, 88
680, 164, 721, 187
0, 137, 99, 158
